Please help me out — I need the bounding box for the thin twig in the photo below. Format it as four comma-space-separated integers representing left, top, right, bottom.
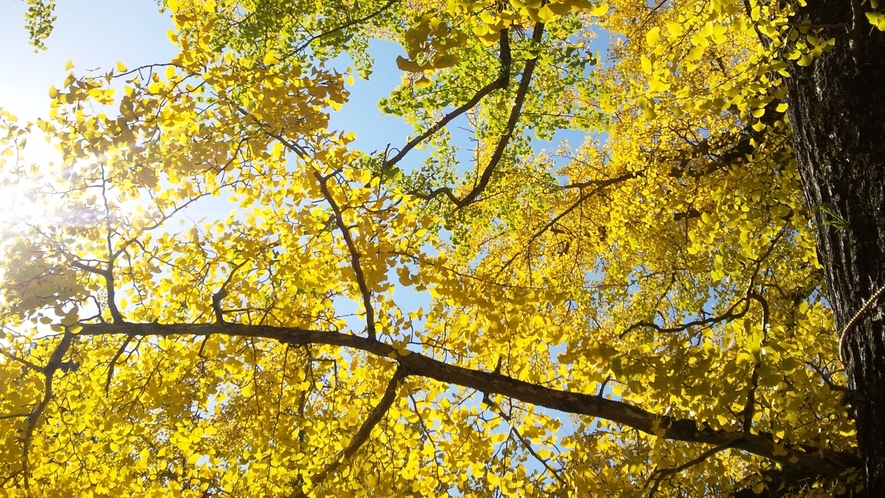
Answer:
645, 438, 742, 497
499, 171, 637, 271
291, 0, 399, 55
383, 27, 515, 169
486, 398, 569, 487
314, 171, 378, 341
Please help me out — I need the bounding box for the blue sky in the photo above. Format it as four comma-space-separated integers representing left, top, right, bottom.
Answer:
0, 1, 176, 122
1, 1, 602, 185
0, 1, 432, 232
0, 1, 415, 157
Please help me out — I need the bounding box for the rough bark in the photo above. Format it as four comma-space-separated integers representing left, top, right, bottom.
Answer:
785, 1, 885, 494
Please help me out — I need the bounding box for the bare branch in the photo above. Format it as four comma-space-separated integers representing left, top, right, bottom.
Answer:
69, 260, 108, 276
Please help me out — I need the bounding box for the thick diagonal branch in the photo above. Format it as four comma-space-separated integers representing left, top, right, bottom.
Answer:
76, 322, 859, 478
455, 23, 544, 208
410, 24, 545, 208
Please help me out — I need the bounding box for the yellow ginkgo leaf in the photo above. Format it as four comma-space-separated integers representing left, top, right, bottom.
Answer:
396, 55, 423, 73
415, 76, 432, 88
646, 27, 660, 46
589, 3, 609, 16
263, 50, 280, 65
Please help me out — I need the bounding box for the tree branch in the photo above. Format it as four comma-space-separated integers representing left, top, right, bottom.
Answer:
456, 23, 544, 208
742, 291, 771, 432
22, 330, 74, 493
0, 347, 44, 373
383, 27, 516, 170
645, 438, 742, 497
391, 23, 544, 209
98, 165, 124, 324
623, 296, 751, 337
103, 336, 133, 394
292, 0, 400, 55
499, 171, 637, 272
313, 171, 378, 341
75, 321, 859, 478
485, 397, 569, 488
289, 366, 405, 498
211, 258, 252, 324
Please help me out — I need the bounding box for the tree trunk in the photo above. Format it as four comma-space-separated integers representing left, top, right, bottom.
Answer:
785, 1, 885, 494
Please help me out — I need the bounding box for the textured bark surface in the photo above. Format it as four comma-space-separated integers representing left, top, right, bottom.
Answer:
785, 1, 885, 494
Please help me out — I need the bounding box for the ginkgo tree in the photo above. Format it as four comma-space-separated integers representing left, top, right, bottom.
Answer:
3, 0, 884, 496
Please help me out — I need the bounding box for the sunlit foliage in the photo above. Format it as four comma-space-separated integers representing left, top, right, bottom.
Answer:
4, 0, 881, 495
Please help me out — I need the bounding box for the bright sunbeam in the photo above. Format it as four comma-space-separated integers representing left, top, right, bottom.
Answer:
0, 108, 70, 224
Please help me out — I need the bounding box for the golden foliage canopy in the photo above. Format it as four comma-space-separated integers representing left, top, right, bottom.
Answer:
3, 0, 879, 495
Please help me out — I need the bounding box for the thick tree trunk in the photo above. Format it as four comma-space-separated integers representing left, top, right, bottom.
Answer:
785, 1, 885, 494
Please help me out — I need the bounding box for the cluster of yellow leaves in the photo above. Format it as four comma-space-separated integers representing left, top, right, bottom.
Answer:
428, 0, 854, 494
0, 0, 864, 495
